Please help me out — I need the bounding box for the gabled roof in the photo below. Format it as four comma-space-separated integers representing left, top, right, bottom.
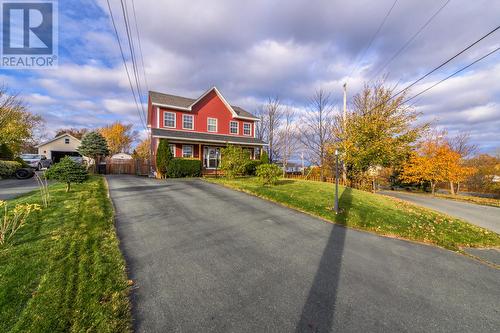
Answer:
35, 133, 81, 148
149, 87, 259, 120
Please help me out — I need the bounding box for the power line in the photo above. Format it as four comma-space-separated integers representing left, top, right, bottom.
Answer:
131, 0, 149, 93
402, 46, 499, 104
120, 0, 147, 127
379, 25, 500, 107
346, 0, 399, 82
370, 0, 452, 82
105, 0, 147, 130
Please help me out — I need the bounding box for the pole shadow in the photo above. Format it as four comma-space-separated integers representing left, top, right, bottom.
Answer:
295, 187, 353, 333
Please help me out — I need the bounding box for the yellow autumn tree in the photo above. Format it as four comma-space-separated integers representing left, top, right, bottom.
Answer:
132, 137, 151, 160
99, 122, 137, 155
401, 139, 476, 195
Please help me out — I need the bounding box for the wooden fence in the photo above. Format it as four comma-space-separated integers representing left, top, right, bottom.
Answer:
104, 158, 149, 176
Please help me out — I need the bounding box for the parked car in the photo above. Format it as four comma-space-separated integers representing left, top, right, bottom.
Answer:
20, 154, 52, 170
68, 156, 84, 164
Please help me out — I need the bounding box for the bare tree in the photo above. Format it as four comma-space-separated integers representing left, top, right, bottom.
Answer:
276, 107, 298, 176
259, 97, 283, 162
299, 89, 334, 181
448, 132, 478, 159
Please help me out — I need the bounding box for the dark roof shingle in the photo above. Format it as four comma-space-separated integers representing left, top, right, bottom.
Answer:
149, 90, 258, 119
151, 128, 266, 145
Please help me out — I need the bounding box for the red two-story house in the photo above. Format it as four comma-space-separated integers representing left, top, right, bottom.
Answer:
148, 87, 266, 174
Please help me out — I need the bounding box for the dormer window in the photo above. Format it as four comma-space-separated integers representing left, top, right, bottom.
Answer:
164, 112, 176, 128
230, 121, 238, 134
207, 118, 217, 132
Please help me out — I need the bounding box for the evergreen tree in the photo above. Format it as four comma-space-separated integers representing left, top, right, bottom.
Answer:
156, 139, 173, 178
46, 156, 88, 192
77, 131, 110, 170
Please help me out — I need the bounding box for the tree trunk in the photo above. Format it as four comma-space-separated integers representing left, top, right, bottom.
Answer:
431, 182, 436, 195
456, 182, 461, 195
449, 181, 455, 195
66, 182, 71, 192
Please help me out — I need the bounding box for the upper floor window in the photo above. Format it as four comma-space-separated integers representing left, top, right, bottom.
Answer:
64, 138, 70, 144
164, 112, 176, 128
243, 122, 251, 136
207, 118, 217, 132
182, 145, 193, 158
230, 121, 238, 134
169, 144, 176, 157
183, 114, 194, 130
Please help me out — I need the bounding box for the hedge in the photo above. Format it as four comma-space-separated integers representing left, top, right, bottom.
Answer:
166, 158, 202, 178
0, 160, 22, 179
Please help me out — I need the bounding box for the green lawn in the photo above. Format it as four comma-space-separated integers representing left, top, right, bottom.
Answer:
0, 176, 131, 333
206, 177, 500, 251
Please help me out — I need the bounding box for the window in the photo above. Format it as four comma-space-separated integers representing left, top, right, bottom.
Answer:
207, 118, 217, 132
169, 144, 176, 157
183, 114, 194, 130
230, 121, 238, 134
64, 138, 70, 144
164, 112, 176, 128
243, 122, 251, 136
182, 145, 193, 158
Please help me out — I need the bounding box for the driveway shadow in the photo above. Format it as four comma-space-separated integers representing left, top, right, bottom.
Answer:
296, 187, 353, 332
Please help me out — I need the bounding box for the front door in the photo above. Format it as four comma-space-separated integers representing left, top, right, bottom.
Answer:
204, 147, 220, 169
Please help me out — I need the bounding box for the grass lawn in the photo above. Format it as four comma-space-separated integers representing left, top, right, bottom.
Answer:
206, 177, 500, 251
434, 193, 500, 208
0, 176, 131, 333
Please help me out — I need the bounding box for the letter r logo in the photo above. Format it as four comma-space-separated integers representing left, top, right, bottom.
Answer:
2, 2, 53, 54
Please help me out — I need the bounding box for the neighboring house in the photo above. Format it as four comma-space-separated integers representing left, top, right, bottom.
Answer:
148, 86, 266, 174
111, 153, 133, 160
36, 133, 82, 162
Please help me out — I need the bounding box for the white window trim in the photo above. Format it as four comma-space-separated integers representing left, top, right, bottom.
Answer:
164, 111, 176, 128
229, 120, 239, 134
182, 114, 194, 130
182, 144, 194, 158
169, 144, 176, 157
207, 117, 218, 132
243, 122, 252, 136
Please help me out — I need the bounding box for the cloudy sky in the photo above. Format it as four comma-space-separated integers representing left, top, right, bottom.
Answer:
1, 0, 499, 152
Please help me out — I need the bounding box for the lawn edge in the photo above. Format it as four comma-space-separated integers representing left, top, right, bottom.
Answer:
379, 190, 500, 208
203, 178, 500, 268
102, 175, 134, 333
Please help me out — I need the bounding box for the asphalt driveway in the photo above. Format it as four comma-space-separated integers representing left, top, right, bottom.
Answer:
0, 177, 40, 200
379, 190, 500, 234
107, 175, 500, 333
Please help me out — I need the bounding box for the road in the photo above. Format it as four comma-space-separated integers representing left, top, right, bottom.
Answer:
107, 175, 500, 333
0, 177, 40, 200
379, 190, 500, 234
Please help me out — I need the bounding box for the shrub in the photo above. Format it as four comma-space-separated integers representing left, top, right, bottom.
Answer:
166, 158, 202, 178
256, 163, 282, 185
260, 150, 269, 164
0, 160, 22, 179
0, 143, 14, 160
45, 156, 88, 192
0, 200, 41, 245
156, 139, 173, 178
244, 159, 262, 176
220, 145, 247, 178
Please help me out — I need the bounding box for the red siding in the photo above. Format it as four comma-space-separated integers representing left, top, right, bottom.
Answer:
155, 90, 254, 137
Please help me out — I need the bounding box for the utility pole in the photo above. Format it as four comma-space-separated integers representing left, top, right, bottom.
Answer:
301, 151, 305, 176
342, 83, 348, 186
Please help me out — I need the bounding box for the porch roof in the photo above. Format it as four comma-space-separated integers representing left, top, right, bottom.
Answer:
151, 128, 266, 146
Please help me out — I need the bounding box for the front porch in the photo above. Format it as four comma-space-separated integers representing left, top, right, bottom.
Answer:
163, 141, 260, 175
